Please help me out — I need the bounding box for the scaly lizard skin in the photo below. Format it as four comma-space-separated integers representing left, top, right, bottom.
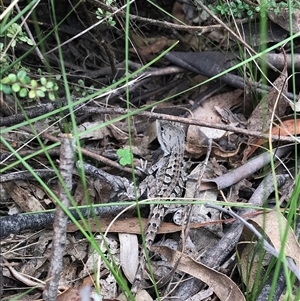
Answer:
131, 120, 187, 294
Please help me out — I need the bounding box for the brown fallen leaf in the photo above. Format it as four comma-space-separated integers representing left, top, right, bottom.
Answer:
2, 181, 45, 212
241, 210, 300, 269
56, 288, 81, 301
245, 118, 300, 159
66, 216, 225, 234
153, 246, 246, 301
244, 52, 288, 161
171, 1, 187, 24
268, 8, 300, 33
66, 213, 264, 235
203, 146, 292, 190
186, 89, 244, 158
129, 36, 168, 61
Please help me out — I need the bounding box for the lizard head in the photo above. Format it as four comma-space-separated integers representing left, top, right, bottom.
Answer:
156, 120, 185, 155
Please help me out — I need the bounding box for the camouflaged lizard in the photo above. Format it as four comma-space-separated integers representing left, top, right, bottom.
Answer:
131, 120, 187, 294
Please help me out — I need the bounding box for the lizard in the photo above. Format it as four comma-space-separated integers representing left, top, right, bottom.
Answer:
131, 120, 187, 295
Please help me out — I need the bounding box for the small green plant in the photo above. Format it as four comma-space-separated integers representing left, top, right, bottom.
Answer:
117, 148, 133, 166
0, 70, 59, 101
209, 0, 256, 19
255, 1, 289, 16
0, 43, 11, 70
96, 0, 117, 26
0, 43, 26, 72
73, 79, 95, 97
0, 23, 33, 47
208, 0, 298, 19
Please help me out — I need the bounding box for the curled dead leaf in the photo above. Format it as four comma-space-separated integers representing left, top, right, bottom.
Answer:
244, 118, 300, 160
239, 210, 300, 289
152, 246, 246, 301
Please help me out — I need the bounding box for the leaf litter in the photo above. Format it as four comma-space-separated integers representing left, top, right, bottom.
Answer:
1, 1, 299, 301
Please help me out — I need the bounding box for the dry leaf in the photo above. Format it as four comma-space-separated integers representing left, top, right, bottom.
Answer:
67, 216, 227, 236
185, 162, 224, 237
244, 58, 288, 160
268, 8, 300, 33
56, 288, 81, 301
130, 35, 168, 61
77, 121, 110, 140
191, 89, 243, 138
118, 290, 153, 301
2, 181, 45, 212
172, 1, 187, 24
245, 118, 300, 159
241, 210, 300, 269
186, 89, 243, 157
153, 246, 246, 301
133, 289, 153, 301
238, 209, 300, 288
119, 233, 139, 283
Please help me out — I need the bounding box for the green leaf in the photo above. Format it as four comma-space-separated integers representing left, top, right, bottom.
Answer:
0, 83, 12, 94
1, 77, 11, 84
29, 89, 36, 99
46, 81, 54, 89
26, 39, 33, 46
8, 73, 17, 82
40, 77, 47, 86
19, 87, 28, 97
97, 8, 103, 15
12, 83, 20, 92
117, 149, 133, 166
88, 86, 94, 93
11, 23, 21, 33
36, 90, 45, 97
23, 76, 31, 85
108, 19, 116, 26
30, 79, 38, 88
17, 70, 27, 80
48, 92, 56, 101
19, 36, 27, 42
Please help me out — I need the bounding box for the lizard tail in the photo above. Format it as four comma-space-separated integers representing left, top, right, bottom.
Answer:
131, 205, 166, 294
131, 254, 145, 295
144, 205, 165, 248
